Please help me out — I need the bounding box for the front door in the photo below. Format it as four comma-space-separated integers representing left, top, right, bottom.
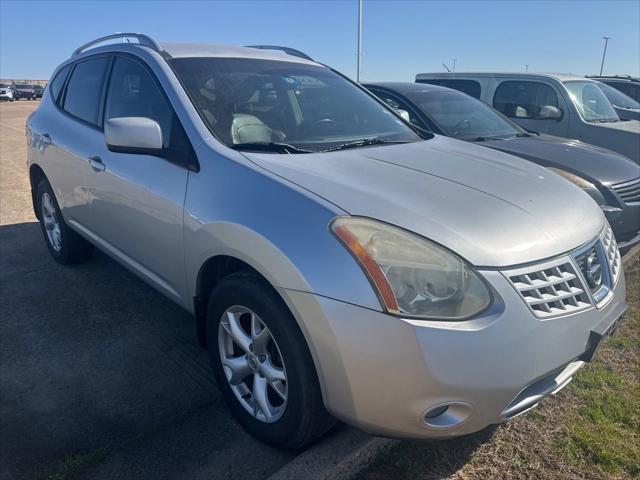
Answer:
83, 55, 191, 303
493, 80, 569, 137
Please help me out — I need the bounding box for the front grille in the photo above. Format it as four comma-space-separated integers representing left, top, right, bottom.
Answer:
602, 223, 621, 284
505, 260, 591, 318
611, 177, 640, 204
503, 224, 621, 318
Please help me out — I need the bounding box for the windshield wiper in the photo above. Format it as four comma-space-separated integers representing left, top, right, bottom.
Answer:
230, 142, 312, 154
589, 118, 619, 124
322, 138, 410, 152
467, 135, 509, 142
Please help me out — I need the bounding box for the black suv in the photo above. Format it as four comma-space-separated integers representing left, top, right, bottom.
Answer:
12, 83, 36, 100
588, 76, 640, 102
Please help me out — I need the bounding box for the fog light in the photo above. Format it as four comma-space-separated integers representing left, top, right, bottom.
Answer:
425, 405, 449, 419
422, 402, 472, 429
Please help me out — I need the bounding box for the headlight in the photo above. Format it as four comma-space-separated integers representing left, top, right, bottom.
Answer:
331, 217, 491, 320
547, 168, 605, 204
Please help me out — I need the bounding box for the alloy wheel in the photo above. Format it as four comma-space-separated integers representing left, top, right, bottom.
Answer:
218, 305, 288, 423
41, 192, 62, 251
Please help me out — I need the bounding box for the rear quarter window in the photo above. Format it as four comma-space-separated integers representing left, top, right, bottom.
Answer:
49, 64, 71, 104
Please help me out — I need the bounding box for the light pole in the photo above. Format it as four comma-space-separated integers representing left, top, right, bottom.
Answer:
452, 58, 457, 72
525, 64, 529, 72
599, 36, 611, 76
356, 0, 362, 82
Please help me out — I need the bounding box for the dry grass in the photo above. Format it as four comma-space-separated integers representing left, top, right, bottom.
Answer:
358, 254, 640, 480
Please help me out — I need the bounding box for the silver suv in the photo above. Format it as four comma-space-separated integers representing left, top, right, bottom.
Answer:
27, 34, 627, 449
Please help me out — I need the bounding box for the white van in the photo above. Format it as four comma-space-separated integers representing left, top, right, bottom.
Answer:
415, 73, 640, 164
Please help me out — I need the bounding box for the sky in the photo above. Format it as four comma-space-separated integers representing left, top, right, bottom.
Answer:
1, 0, 639, 81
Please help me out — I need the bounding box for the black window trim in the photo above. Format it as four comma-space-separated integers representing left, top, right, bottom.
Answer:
492, 79, 560, 121
49, 63, 73, 106
415, 78, 482, 99
58, 53, 113, 132
103, 52, 199, 172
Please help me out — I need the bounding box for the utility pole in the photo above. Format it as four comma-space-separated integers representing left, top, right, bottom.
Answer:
599, 36, 611, 76
356, 0, 363, 82
452, 58, 457, 72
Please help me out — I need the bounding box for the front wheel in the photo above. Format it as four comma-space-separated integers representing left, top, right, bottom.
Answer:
36, 179, 94, 264
206, 272, 335, 449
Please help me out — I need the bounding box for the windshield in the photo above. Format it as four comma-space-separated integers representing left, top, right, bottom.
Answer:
564, 81, 619, 122
170, 58, 421, 152
597, 82, 640, 110
406, 90, 524, 140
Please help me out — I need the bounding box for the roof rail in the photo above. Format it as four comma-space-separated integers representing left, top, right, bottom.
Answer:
246, 45, 314, 61
72, 33, 163, 57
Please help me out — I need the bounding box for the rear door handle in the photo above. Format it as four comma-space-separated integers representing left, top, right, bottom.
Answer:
88, 155, 106, 172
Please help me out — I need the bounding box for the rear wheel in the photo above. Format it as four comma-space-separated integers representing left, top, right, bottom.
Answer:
206, 272, 335, 449
36, 179, 94, 264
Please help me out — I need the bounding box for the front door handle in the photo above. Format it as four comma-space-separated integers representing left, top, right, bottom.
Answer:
88, 155, 106, 172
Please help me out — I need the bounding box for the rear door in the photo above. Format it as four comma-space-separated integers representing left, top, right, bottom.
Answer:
82, 54, 192, 303
40, 57, 111, 229
492, 80, 569, 136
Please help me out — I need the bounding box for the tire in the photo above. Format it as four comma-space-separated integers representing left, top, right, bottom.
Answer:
206, 271, 335, 449
36, 178, 94, 264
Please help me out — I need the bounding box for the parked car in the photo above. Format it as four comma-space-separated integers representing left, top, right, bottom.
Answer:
30, 84, 45, 99
364, 82, 640, 251
12, 83, 36, 100
594, 81, 640, 121
27, 34, 627, 449
0, 83, 15, 102
415, 73, 640, 164
587, 75, 640, 102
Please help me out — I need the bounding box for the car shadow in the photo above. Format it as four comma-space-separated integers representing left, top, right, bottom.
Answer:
0, 221, 294, 480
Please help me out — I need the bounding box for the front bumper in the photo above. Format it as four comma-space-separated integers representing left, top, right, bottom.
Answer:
280, 266, 627, 439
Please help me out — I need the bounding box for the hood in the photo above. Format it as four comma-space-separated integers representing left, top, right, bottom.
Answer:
481, 134, 640, 186
246, 135, 605, 267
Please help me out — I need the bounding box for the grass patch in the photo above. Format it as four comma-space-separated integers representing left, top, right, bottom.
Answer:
551, 260, 640, 478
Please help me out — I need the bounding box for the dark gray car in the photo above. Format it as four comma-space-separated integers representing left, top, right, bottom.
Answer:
365, 82, 640, 251
595, 82, 640, 121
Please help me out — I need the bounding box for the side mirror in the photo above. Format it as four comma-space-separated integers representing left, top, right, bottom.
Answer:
105, 117, 163, 154
396, 109, 411, 122
539, 105, 562, 120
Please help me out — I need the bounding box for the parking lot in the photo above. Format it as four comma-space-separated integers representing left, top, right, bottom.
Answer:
0, 101, 298, 479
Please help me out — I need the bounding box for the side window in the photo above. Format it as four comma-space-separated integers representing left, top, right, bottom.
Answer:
49, 64, 71, 104
105, 56, 175, 150
416, 79, 481, 99
616, 83, 640, 102
493, 81, 559, 119
371, 90, 423, 127
62, 57, 110, 126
